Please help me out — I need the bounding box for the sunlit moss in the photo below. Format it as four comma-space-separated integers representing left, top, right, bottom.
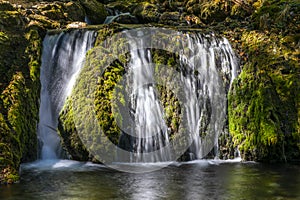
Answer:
228, 28, 300, 162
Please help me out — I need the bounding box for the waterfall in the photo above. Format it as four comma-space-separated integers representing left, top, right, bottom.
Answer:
179, 34, 238, 160
117, 30, 238, 162
38, 30, 96, 160
122, 37, 171, 162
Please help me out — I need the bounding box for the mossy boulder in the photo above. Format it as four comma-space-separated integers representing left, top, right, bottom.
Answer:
24, 1, 87, 29
63, 1, 85, 22
79, 0, 108, 24
58, 98, 90, 161
58, 25, 126, 162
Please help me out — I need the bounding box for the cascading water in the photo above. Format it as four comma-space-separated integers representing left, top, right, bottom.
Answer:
117, 30, 238, 162
179, 34, 238, 160
38, 30, 96, 160
123, 37, 171, 162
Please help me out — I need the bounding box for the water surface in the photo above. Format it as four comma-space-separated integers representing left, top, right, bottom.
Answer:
1, 160, 300, 200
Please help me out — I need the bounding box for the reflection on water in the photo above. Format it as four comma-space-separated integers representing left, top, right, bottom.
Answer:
1, 160, 300, 200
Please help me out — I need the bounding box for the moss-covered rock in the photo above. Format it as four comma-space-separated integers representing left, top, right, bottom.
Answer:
0, 3, 42, 184
0, 10, 25, 31
132, 2, 160, 23
79, 0, 108, 24
159, 11, 181, 25
58, 98, 90, 161
27, 14, 60, 29
228, 29, 300, 162
63, 1, 85, 22
58, 25, 126, 162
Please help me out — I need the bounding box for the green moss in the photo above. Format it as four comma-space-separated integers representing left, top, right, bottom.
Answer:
152, 50, 182, 138
251, 0, 300, 33
133, 2, 160, 23
228, 30, 300, 162
0, 7, 43, 183
58, 98, 90, 161
27, 14, 60, 29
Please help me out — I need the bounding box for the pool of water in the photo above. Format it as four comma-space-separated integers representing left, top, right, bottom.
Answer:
1, 160, 300, 200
